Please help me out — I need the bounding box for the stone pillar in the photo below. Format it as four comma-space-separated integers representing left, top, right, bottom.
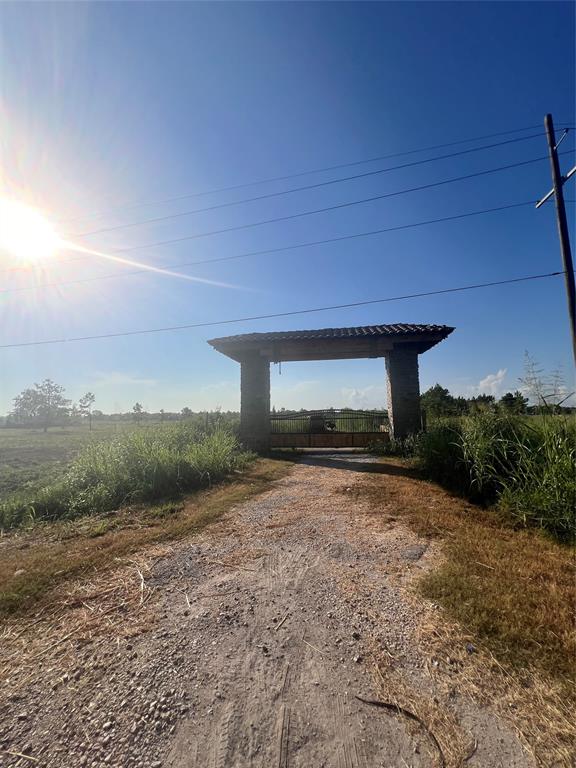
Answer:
240, 352, 270, 452
385, 348, 422, 440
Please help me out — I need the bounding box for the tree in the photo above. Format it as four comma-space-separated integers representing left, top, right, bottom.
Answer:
132, 402, 144, 424
11, 379, 71, 431
452, 396, 469, 415
11, 388, 42, 425
78, 392, 96, 430
499, 391, 528, 414
420, 384, 456, 418
181, 407, 193, 419
469, 394, 496, 413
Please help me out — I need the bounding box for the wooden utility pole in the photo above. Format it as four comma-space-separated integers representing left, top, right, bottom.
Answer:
536, 114, 576, 364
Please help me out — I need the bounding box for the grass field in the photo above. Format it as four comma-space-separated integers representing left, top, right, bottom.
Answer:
0, 423, 157, 498
0, 421, 253, 529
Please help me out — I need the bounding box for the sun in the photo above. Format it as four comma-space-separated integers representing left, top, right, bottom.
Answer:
0, 198, 61, 264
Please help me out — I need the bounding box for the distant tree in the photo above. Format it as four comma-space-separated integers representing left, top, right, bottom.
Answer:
452, 396, 469, 415
78, 392, 96, 430
499, 391, 528, 414
420, 384, 456, 418
159, 408, 166, 422
10, 389, 40, 425
181, 407, 193, 419
11, 379, 71, 431
132, 402, 144, 424
469, 394, 496, 413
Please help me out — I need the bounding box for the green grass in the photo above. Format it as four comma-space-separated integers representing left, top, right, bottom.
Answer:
0, 422, 149, 498
416, 412, 575, 540
0, 424, 253, 529
0, 416, 241, 498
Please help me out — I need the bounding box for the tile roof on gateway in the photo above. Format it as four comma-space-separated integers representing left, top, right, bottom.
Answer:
209, 323, 454, 345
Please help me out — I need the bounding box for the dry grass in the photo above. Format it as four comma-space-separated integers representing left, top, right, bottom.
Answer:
417, 616, 575, 767
369, 655, 472, 768
0, 458, 291, 617
347, 458, 575, 766
0, 545, 168, 702
418, 526, 575, 678
352, 459, 575, 680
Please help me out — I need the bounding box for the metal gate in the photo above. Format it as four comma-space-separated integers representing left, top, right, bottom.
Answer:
269, 409, 390, 448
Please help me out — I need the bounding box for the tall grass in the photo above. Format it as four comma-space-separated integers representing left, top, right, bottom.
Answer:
417, 413, 575, 540
0, 424, 253, 529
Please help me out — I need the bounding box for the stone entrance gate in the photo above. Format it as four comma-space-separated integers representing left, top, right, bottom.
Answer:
208, 323, 454, 452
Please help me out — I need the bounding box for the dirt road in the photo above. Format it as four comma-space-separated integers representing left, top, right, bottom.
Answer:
2, 455, 534, 768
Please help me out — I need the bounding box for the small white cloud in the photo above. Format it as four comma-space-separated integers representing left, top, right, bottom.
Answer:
475, 368, 507, 397
341, 385, 387, 409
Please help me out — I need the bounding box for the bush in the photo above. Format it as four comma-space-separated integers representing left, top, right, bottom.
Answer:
369, 433, 419, 459
415, 414, 576, 541
497, 418, 575, 539
416, 420, 472, 495
0, 425, 253, 529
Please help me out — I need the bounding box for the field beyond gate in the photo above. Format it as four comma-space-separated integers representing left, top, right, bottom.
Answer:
269, 409, 390, 448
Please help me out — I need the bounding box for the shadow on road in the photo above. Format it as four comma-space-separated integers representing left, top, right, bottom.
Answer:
271, 450, 421, 480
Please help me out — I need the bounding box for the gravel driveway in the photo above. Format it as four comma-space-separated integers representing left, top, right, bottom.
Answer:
1, 454, 534, 768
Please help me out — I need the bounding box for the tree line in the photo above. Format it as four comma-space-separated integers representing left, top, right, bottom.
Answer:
421, 358, 573, 419
2, 380, 237, 431
4, 357, 572, 431
420, 385, 531, 419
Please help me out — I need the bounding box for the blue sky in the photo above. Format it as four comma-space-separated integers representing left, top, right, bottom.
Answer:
0, 1, 574, 413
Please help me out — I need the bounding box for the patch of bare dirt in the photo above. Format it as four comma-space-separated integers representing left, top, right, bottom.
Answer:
1, 455, 539, 767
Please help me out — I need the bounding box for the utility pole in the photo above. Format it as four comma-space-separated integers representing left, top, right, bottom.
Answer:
536, 113, 576, 364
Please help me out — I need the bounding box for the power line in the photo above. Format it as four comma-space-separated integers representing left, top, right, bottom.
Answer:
0, 270, 565, 350
2, 201, 536, 295
69, 153, 569, 253
0, 169, 576, 282
61, 122, 575, 224
72, 133, 548, 238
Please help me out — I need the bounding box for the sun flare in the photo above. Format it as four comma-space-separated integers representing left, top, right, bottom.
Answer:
0, 198, 61, 264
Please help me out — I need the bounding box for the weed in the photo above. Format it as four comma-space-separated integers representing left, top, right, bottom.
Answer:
147, 501, 185, 519
86, 519, 117, 538
416, 413, 576, 540
0, 425, 254, 529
